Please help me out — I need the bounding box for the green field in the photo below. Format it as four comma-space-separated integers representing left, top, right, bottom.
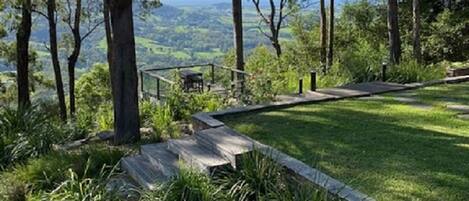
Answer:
222, 83, 469, 201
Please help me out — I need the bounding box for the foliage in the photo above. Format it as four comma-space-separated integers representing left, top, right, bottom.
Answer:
142, 167, 224, 201
214, 150, 326, 201
31, 163, 118, 201
387, 58, 445, 83
0, 105, 64, 169
337, 39, 387, 83
0, 146, 124, 200
242, 46, 284, 104
423, 9, 469, 62
151, 105, 180, 142
166, 75, 226, 120
76, 63, 112, 112
96, 102, 114, 131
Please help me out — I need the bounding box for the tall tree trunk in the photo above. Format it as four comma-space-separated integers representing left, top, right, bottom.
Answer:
104, 0, 113, 69
47, 0, 67, 121
232, 0, 244, 74
16, 0, 32, 108
387, 0, 401, 64
67, 0, 82, 117
103, 0, 115, 99
326, 0, 334, 68
319, 0, 327, 68
109, 0, 140, 145
412, 0, 421, 63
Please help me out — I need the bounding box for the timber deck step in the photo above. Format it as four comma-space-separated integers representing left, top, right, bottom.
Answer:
121, 155, 166, 190
196, 126, 254, 168
141, 143, 179, 178
168, 137, 231, 174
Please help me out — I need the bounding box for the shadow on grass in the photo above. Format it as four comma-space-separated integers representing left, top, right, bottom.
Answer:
222, 97, 469, 201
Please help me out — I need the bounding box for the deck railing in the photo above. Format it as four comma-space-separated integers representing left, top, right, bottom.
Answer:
140, 63, 251, 100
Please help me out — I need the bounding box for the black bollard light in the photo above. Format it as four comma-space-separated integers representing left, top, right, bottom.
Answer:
382, 62, 388, 82
310, 70, 317, 91
299, 78, 303, 95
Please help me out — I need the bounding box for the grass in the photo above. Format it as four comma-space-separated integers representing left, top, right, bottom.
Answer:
222, 83, 469, 201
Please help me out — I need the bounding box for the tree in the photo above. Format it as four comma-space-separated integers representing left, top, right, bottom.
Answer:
109, 0, 140, 144
412, 0, 421, 62
16, 0, 32, 107
319, 0, 327, 68
46, 0, 67, 121
251, 0, 289, 58
64, 0, 102, 117
232, 0, 244, 72
387, 0, 401, 64
326, 0, 334, 68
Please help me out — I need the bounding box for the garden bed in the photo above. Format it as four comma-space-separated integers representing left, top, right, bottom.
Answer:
220, 82, 469, 201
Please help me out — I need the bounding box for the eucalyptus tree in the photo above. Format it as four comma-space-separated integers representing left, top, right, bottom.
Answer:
62, 0, 103, 117
251, 0, 293, 58
326, 0, 334, 68
387, 0, 401, 64
412, 0, 421, 62
319, 0, 326, 67
232, 0, 244, 75
108, 0, 140, 144
16, 0, 33, 107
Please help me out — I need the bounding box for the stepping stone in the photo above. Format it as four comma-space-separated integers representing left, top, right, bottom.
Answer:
168, 138, 230, 174
141, 143, 179, 179
457, 114, 469, 120
196, 126, 254, 168
408, 103, 433, 110
447, 105, 469, 113
121, 155, 165, 190
393, 97, 419, 103
318, 88, 370, 98
393, 91, 418, 97
357, 95, 386, 100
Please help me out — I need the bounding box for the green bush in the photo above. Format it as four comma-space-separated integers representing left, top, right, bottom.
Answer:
0, 105, 64, 169
31, 163, 119, 201
141, 167, 225, 201
388, 58, 446, 83
0, 147, 124, 199
151, 105, 180, 141
96, 103, 114, 131
76, 63, 112, 112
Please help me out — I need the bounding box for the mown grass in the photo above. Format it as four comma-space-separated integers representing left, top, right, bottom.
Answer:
222, 83, 469, 201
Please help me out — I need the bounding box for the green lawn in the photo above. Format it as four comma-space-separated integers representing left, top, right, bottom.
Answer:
222, 83, 469, 201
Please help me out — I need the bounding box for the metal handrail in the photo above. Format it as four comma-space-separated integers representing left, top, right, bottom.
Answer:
140, 63, 251, 100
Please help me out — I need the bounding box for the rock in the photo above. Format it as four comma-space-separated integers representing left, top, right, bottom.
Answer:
53, 138, 89, 151
457, 114, 469, 120
393, 97, 419, 103
106, 176, 139, 200
140, 127, 154, 136
97, 131, 114, 141
447, 105, 469, 113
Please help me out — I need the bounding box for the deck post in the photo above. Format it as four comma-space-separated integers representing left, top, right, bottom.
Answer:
210, 64, 215, 84
140, 71, 144, 97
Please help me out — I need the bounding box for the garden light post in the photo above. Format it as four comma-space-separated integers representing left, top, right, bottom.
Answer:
310, 70, 317, 91
299, 78, 303, 95
382, 62, 388, 82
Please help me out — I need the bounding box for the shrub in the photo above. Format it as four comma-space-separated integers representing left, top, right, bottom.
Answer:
141, 167, 225, 201
76, 63, 112, 112
151, 105, 180, 141
0, 146, 124, 198
140, 100, 157, 128
31, 162, 119, 201
388, 58, 446, 83
0, 105, 63, 169
96, 103, 114, 131
214, 150, 327, 201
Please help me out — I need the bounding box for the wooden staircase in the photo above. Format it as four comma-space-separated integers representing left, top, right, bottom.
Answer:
121, 126, 255, 190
